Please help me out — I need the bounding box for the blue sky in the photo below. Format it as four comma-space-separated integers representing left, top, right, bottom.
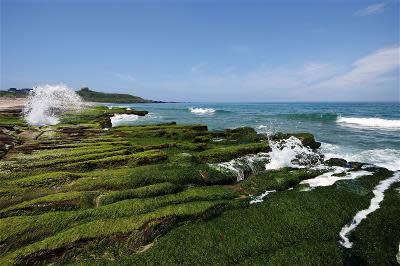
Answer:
1, 0, 399, 102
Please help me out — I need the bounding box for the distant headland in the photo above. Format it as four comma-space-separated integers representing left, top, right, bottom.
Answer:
0, 87, 164, 104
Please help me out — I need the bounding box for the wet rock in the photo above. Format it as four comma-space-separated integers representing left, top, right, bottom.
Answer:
270, 132, 321, 150
98, 115, 112, 128
324, 158, 348, 167
348, 161, 365, 171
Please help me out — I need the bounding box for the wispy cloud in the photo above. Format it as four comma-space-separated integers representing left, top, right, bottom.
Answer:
114, 72, 136, 83
117, 45, 399, 102
355, 2, 387, 16
315, 45, 399, 89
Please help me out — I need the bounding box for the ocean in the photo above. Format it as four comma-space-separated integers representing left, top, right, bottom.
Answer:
108, 102, 400, 171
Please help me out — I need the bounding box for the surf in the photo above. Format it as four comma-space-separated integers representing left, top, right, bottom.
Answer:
337, 116, 400, 130
265, 136, 322, 170
189, 107, 216, 115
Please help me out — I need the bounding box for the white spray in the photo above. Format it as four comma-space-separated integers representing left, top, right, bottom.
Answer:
212, 153, 270, 181
265, 136, 321, 170
23, 84, 83, 126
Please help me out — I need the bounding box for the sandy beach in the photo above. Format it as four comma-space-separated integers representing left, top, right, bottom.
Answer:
0, 98, 26, 110
0, 97, 101, 111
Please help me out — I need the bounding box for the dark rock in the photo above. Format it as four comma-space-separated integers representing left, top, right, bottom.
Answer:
271, 132, 321, 150
348, 161, 365, 171
324, 158, 348, 167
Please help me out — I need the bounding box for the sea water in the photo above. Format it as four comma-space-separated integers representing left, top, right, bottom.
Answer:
104, 102, 399, 171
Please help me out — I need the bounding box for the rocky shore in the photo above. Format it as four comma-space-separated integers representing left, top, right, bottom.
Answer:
0, 105, 398, 265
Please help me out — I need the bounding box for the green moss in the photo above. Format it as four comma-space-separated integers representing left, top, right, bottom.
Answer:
9, 172, 83, 188
2, 200, 228, 265
0, 191, 97, 217
351, 182, 400, 265
240, 168, 323, 194
195, 142, 268, 163
0, 186, 237, 257
1, 105, 396, 265
224, 127, 264, 143
67, 163, 235, 191
97, 183, 182, 206
62, 150, 167, 170
123, 172, 388, 265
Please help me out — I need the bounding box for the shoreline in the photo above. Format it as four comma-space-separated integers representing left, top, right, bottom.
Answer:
0, 97, 171, 111
0, 98, 26, 110
0, 98, 102, 111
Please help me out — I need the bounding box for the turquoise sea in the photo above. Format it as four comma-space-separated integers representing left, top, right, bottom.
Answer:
108, 102, 400, 171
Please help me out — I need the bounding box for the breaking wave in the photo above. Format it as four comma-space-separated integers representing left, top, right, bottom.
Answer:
339, 171, 400, 248
211, 153, 270, 181
110, 114, 139, 127
337, 116, 400, 130
265, 136, 322, 170
320, 143, 400, 171
189, 107, 216, 115
110, 112, 159, 127
23, 84, 83, 126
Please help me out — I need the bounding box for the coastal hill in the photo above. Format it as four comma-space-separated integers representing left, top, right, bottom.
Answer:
0, 87, 161, 103
76, 87, 161, 103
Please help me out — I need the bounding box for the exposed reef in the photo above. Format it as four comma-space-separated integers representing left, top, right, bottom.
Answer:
0, 106, 398, 265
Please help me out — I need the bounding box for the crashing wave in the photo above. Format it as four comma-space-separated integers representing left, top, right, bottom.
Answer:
110, 114, 139, 127
337, 116, 400, 130
23, 84, 83, 126
339, 171, 400, 248
211, 153, 270, 181
320, 143, 400, 171
189, 107, 216, 115
265, 136, 322, 170
110, 112, 159, 127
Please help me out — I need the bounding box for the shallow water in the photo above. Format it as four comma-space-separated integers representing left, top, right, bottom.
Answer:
105, 102, 400, 170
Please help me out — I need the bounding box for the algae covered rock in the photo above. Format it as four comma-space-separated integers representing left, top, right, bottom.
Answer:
324, 157, 348, 167
271, 132, 321, 149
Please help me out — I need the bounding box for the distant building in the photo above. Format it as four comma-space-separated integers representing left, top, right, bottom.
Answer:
20, 88, 32, 93
7, 88, 32, 93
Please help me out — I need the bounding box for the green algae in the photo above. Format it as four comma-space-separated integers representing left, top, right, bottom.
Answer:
0, 105, 397, 265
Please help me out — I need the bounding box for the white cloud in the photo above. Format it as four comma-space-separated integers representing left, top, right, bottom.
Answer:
114, 45, 399, 102
315, 45, 399, 89
355, 2, 387, 16
114, 73, 136, 83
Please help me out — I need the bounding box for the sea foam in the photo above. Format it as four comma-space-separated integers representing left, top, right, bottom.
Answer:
337, 116, 400, 130
265, 136, 321, 170
23, 84, 83, 126
300, 167, 373, 188
320, 143, 400, 171
250, 190, 276, 204
212, 152, 270, 181
189, 107, 216, 115
339, 171, 400, 248
110, 114, 139, 127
